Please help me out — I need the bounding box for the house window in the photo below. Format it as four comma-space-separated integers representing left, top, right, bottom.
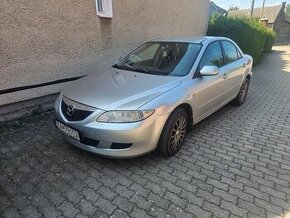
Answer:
96, 0, 113, 18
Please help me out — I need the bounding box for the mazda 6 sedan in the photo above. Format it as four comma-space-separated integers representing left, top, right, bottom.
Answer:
54, 36, 253, 158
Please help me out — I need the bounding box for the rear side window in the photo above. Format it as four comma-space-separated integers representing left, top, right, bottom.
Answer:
199, 41, 224, 69
222, 41, 240, 64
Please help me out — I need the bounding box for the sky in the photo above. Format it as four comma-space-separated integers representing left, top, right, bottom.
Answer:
212, 0, 289, 10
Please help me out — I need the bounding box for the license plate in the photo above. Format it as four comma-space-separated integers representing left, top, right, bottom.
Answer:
55, 120, 80, 141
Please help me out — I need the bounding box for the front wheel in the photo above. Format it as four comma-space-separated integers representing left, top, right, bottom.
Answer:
157, 108, 188, 157
232, 78, 250, 106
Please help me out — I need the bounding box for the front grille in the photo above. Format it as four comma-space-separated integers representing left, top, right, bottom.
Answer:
61, 100, 94, 121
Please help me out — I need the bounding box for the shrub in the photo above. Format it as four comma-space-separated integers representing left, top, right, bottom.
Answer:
207, 15, 276, 65
264, 28, 276, 53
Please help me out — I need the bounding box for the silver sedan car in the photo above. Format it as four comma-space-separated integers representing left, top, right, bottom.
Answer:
55, 36, 253, 158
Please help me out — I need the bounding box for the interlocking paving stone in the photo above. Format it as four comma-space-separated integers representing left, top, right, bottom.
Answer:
1, 46, 290, 217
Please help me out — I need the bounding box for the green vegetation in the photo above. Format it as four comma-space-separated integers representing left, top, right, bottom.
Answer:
286, 4, 290, 16
207, 15, 276, 66
263, 28, 276, 53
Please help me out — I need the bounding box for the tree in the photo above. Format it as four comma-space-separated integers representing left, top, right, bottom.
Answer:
285, 4, 290, 16
228, 5, 239, 11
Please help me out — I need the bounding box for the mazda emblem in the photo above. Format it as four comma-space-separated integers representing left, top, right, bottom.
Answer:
67, 105, 75, 116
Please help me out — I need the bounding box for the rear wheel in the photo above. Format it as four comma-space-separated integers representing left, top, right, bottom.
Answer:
157, 108, 188, 157
232, 78, 250, 106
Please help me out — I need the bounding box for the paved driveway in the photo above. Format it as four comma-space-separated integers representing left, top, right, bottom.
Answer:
1, 46, 290, 218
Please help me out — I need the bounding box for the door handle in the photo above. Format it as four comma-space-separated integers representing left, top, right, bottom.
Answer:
243, 63, 247, 68
223, 73, 228, 79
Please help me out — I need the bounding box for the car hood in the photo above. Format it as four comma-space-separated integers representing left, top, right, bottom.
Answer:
62, 68, 182, 110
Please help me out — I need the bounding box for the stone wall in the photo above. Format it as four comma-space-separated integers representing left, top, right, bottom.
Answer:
273, 8, 290, 44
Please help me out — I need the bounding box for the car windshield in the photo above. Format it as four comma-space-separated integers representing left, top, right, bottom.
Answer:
113, 42, 202, 77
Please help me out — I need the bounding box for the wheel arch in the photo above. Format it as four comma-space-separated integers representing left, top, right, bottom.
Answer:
157, 103, 193, 157
176, 103, 193, 130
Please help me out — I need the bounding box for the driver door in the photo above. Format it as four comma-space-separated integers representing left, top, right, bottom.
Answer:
193, 41, 228, 121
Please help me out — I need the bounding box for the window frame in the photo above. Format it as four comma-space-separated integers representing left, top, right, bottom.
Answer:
96, 0, 113, 18
220, 40, 243, 66
195, 40, 224, 78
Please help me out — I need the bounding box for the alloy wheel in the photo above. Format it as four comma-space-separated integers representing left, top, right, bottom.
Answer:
170, 116, 187, 151
239, 81, 249, 102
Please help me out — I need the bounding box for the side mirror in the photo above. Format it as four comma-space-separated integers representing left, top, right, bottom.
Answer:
200, 66, 219, 76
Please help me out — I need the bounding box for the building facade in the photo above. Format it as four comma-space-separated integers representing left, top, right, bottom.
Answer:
272, 3, 290, 44
0, 0, 210, 107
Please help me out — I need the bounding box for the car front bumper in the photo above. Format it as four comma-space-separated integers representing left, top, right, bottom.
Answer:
54, 96, 169, 158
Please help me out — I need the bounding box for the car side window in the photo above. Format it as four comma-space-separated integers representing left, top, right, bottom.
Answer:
222, 41, 240, 65
199, 41, 224, 70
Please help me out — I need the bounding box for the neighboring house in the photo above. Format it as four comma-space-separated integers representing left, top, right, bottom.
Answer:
229, 2, 290, 44
210, 1, 227, 16
0, 0, 210, 108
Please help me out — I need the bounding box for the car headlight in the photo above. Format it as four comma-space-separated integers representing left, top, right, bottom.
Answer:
97, 110, 154, 123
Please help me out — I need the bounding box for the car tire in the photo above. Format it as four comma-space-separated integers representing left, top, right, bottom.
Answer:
232, 78, 250, 106
157, 108, 188, 157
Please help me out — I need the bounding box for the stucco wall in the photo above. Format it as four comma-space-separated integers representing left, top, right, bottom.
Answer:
0, 0, 210, 106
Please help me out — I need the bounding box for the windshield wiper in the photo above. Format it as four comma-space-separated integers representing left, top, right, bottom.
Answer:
113, 65, 169, 76
112, 64, 123, 69
151, 71, 171, 76
136, 69, 171, 76
134, 68, 151, 74
112, 64, 135, 71
113, 65, 149, 73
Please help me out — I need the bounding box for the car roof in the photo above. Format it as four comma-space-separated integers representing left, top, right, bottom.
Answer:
151, 36, 230, 44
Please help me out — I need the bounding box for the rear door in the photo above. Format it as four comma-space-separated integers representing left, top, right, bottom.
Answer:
220, 41, 246, 100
